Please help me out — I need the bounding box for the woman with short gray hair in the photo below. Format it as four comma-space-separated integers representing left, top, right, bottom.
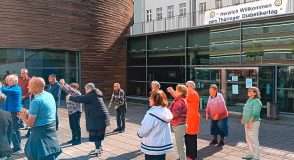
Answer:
185, 80, 200, 160
66, 83, 110, 157
185, 81, 195, 89
147, 81, 161, 110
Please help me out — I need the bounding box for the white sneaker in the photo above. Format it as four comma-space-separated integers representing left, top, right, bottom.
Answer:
88, 149, 101, 157
242, 155, 253, 159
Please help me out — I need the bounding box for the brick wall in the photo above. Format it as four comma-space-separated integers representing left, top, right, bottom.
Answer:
0, 0, 134, 96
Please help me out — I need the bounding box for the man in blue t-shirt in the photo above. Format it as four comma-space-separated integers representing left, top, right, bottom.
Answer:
18, 77, 61, 160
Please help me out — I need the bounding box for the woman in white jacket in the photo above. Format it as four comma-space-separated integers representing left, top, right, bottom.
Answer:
138, 90, 174, 160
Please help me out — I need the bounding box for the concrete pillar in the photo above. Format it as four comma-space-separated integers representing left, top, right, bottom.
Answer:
221, 69, 227, 102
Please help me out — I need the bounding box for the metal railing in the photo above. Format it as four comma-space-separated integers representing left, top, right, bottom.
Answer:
130, 0, 294, 35
130, 12, 204, 35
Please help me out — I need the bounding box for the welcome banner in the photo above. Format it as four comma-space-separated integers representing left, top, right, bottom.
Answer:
204, 0, 287, 25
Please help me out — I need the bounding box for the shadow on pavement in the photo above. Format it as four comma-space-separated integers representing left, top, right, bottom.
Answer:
105, 149, 142, 160
59, 155, 90, 160
198, 145, 223, 160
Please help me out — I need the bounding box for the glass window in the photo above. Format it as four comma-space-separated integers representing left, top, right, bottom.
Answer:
232, 0, 240, 5
277, 66, 294, 113
0, 49, 24, 81
167, 5, 174, 18
148, 50, 185, 65
215, 0, 222, 9
128, 67, 146, 81
199, 2, 206, 14
25, 50, 78, 68
127, 52, 146, 66
146, 9, 152, 21
179, 3, 186, 16
156, 7, 163, 20
127, 81, 147, 97
147, 67, 185, 83
28, 68, 79, 84
25, 49, 80, 85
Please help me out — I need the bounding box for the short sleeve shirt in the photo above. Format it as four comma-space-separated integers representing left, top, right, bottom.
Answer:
29, 91, 56, 127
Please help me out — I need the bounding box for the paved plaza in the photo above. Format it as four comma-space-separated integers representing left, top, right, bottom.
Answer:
13, 102, 294, 160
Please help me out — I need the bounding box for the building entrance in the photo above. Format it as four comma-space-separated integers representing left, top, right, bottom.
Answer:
193, 67, 271, 112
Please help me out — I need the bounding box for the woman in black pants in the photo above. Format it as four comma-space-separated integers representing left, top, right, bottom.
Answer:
66, 83, 110, 157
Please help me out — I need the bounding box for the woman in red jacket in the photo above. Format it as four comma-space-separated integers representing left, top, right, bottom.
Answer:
167, 84, 188, 160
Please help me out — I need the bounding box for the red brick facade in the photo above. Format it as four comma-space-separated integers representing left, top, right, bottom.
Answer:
0, 0, 133, 96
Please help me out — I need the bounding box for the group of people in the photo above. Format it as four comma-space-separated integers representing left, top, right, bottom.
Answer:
0, 68, 127, 159
0, 71, 62, 160
0, 68, 262, 160
137, 81, 262, 160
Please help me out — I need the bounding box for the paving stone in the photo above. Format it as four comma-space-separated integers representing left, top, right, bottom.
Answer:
10, 102, 294, 160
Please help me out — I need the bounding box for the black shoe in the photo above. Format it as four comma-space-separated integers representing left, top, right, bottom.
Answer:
72, 140, 81, 146
209, 139, 218, 145
113, 127, 121, 132
217, 141, 224, 147
119, 129, 125, 133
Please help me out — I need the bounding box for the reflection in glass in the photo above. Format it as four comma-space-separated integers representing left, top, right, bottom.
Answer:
0, 49, 24, 81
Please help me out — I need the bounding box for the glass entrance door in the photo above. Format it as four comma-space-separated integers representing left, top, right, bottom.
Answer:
194, 67, 259, 112
277, 66, 294, 113
225, 68, 259, 112
193, 68, 221, 106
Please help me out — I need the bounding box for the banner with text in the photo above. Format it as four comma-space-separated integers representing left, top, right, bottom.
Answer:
205, 0, 287, 25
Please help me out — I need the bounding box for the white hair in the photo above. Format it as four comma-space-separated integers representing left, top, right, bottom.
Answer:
85, 83, 95, 90
6, 74, 18, 84
186, 81, 195, 89
21, 68, 28, 74
114, 83, 121, 88
151, 81, 161, 89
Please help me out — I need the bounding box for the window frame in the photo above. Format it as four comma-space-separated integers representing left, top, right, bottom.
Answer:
199, 2, 206, 14
146, 9, 152, 22
179, 3, 187, 16
167, 5, 175, 19
156, 7, 163, 20
215, 0, 222, 9
232, 0, 240, 5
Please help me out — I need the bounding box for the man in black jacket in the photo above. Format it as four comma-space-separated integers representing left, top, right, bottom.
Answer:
0, 109, 13, 159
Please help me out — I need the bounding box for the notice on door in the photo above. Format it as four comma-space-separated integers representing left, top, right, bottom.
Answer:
232, 76, 238, 81
246, 78, 253, 88
232, 85, 239, 94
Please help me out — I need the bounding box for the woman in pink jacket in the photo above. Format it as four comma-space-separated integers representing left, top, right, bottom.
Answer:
206, 84, 228, 147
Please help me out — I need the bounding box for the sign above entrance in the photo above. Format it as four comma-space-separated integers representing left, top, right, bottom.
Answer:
205, 0, 287, 25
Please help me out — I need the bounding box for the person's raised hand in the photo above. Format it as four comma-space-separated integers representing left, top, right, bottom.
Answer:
66, 94, 71, 101
59, 79, 65, 85
166, 87, 174, 93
